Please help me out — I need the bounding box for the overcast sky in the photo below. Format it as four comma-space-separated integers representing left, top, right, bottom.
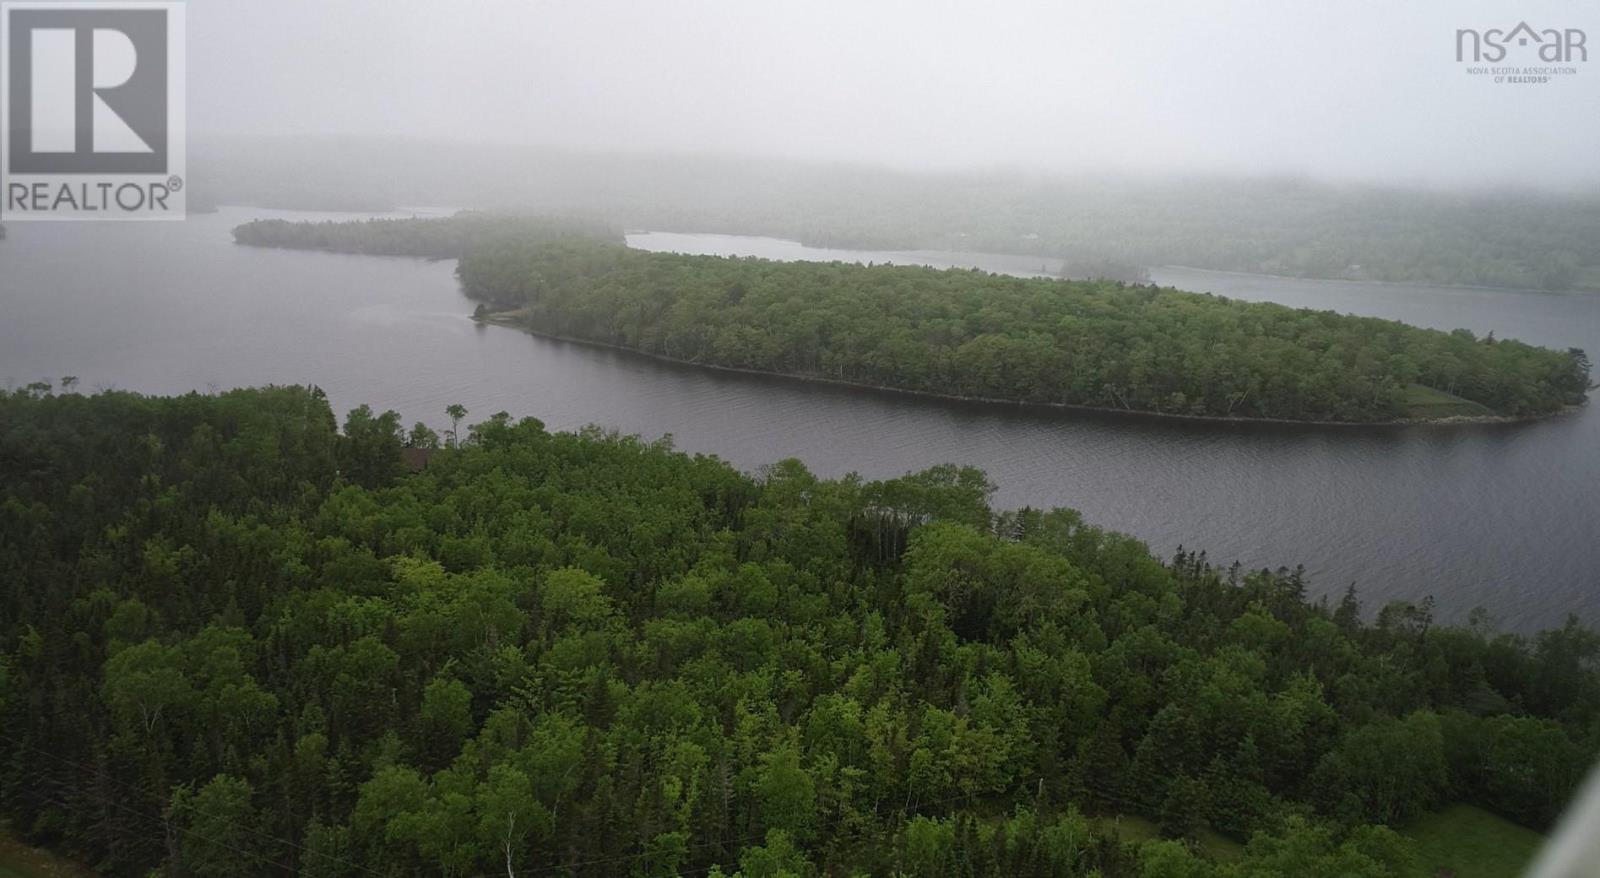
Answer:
188, 0, 1599, 189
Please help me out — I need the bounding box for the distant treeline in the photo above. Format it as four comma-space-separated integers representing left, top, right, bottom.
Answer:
784, 180, 1600, 294
454, 239, 1590, 423
203, 143, 1600, 291
231, 212, 619, 257
1, 384, 1597, 877
1062, 258, 1150, 285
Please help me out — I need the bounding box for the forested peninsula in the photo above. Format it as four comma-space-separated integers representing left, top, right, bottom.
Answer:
459, 243, 1590, 423
2, 385, 1595, 877
232, 217, 1592, 425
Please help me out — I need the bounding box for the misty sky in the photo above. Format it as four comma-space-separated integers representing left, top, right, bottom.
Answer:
188, 0, 1598, 188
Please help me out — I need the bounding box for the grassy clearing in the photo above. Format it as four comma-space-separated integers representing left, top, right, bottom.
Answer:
1095, 814, 1245, 863
1400, 384, 1495, 419
0, 824, 97, 878
1402, 804, 1543, 878
1097, 804, 1541, 876
0, 834, 96, 878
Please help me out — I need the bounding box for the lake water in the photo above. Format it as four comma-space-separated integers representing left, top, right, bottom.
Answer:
2, 209, 1596, 630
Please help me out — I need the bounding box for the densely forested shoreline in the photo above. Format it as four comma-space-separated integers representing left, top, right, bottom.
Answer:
1, 385, 1594, 877
482, 316, 1587, 430
455, 240, 1590, 424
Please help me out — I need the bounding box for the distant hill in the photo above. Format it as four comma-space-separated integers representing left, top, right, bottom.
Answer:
231, 212, 618, 257
201, 140, 1600, 292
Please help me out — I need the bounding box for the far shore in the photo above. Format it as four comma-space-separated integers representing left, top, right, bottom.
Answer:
219, 211, 1599, 297
1153, 264, 1600, 298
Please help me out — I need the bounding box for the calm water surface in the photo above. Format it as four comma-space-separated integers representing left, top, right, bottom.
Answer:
2, 210, 1595, 630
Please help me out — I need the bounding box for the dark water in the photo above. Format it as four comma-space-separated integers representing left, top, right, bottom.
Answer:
1, 211, 1595, 631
